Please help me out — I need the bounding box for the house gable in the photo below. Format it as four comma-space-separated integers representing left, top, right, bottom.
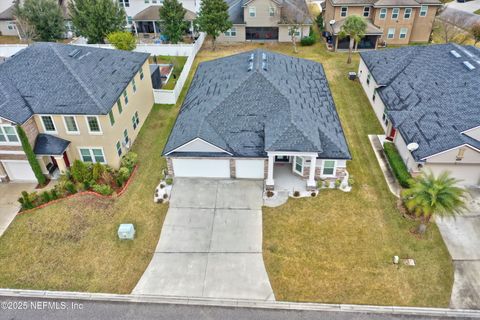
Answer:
423, 144, 480, 164
463, 126, 480, 142
243, 0, 281, 26
165, 138, 231, 155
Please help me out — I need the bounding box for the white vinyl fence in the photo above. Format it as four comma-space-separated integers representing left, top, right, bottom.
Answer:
0, 44, 27, 58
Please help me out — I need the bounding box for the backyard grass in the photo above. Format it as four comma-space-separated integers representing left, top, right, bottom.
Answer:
149, 55, 188, 90
196, 40, 454, 307
475, 9, 480, 15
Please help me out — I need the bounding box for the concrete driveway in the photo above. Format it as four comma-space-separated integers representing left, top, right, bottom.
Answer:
436, 188, 480, 309
133, 178, 274, 301
0, 183, 36, 237
446, 0, 480, 14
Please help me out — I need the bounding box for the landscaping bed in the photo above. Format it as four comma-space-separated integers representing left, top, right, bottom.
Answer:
383, 142, 412, 188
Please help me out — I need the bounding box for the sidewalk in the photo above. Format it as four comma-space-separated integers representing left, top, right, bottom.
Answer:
368, 135, 401, 198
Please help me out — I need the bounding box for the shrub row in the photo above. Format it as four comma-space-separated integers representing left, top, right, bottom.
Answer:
383, 142, 412, 188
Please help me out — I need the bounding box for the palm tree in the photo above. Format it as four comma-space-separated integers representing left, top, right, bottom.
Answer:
402, 171, 467, 234
338, 15, 367, 64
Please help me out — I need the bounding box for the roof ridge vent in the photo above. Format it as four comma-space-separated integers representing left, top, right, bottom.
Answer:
450, 50, 461, 58
262, 61, 267, 71
463, 61, 476, 71
262, 52, 267, 61
68, 48, 81, 58
248, 61, 253, 72
249, 53, 254, 62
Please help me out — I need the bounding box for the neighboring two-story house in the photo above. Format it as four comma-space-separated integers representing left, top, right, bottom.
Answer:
324, 0, 441, 51
359, 44, 480, 186
218, 0, 312, 42
0, 43, 154, 182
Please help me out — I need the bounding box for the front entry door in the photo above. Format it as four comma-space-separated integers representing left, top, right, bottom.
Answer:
293, 156, 304, 176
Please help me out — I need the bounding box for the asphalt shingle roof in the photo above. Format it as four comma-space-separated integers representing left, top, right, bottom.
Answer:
163, 50, 351, 159
330, 0, 440, 6
0, 42, 149, 124
34, 134, 71, 156
360, 44, 480, 161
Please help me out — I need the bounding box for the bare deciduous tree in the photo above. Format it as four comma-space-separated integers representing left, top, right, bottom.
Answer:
434, 15, 470, 44
280, 5, 309, 53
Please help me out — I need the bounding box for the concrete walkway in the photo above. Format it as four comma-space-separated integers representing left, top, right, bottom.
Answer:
436, 188, 480, 309
368, 135, 401, 198
0, 182, 36, 237
133, 178, 274, 301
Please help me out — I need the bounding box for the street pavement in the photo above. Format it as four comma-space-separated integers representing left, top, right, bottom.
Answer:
1, 296, 479, 320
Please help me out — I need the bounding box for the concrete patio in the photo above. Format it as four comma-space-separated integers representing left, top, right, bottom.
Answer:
273, 164, 307, 192
133, 178, 274, 300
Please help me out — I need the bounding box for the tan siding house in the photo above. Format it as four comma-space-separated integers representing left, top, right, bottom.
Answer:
0, 43, 154, 183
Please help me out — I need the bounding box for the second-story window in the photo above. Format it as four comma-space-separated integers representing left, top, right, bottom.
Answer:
269, 7, 275, 16
140, 68, 144, 80
109, 110, 115, 126
123, 90, 129, 105
132, 79, 137, 93
340, 6, 348, 17
404, 7, 412, 19
41, 115, 56, 133
86, 116, 102, 134
363, 7, 370, 17
249, 6, 256, 17
367, 73, 371, 85
419, 5, 428, 17
379, 8, 387, 19
391, 8, 399, 19
119, 0, 129, 7
0, 125, 19, 143
117, 100, 123, 114
63, 116, 79, 134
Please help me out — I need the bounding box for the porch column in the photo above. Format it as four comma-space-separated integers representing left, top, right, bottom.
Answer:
36, 156, 49, 175
54, 156, 67, 174
133, 21, 138, 37
266, 154, 275, 189
152, 21, 157, 37
307, 155, 317, 189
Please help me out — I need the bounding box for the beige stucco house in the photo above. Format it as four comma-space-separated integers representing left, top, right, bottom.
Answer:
218, 0, 312, 42
324, 0, 441, 51
359, 44, 480, 186
0, 43, 154, 182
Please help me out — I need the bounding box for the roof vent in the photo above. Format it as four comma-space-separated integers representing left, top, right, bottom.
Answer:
262, 52, 267, 61
450, 50, 461, 58
68, 49, 81, 58
248, 62, 253, 72
463, 61, 476, 71
249, 53, 254, 62
262, 61, 267, 71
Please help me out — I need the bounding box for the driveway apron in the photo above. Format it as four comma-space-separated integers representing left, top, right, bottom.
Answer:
133, 178, 274, 301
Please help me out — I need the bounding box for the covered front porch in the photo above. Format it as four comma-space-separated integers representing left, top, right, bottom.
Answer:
34, 134, 71, 179
265, 152, 318, 191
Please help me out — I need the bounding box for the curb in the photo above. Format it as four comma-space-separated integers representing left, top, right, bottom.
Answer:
0, 289, 479, 318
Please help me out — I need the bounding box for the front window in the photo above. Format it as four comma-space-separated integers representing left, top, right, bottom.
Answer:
379, 8, 387, 19
80, 148, 106, 163
419, 5, 428, 17
399, 27, 408, 39
249, 6, 256, 17
269, 7, 275, 16
322, 160, 336, 176
363, 6, 370, 17
123, 129, 129, 145
387, 28, 395, 39
288, 27, 300, 36
64, 116, 79, 133
0, 125, 19, 143
41, 115, 56, 132
109, 110, 115, 126
224, 27, 237, 37
340, 6, 348, 17
404, 8, 412, 19
116, 141, 122, 156
294, 156, 304, 174
391, 8, 399, 19
132, 111, 140, 130
86, 116, 101, 133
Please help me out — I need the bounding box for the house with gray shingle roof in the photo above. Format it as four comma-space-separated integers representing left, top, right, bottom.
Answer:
359, 44, 480, 186
0, 42, 154, 183
323, 0, 441, 51
163, 50, 350, 190
218, 0, 312, 42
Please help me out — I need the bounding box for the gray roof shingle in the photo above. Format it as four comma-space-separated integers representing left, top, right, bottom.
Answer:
34, 134, 71, 156
360, 44, 480, 161
0, 42, 149, 124
163, 50, 351, 159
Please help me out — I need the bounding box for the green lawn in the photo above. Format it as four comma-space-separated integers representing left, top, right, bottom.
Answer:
149, 55, 188, 90
474, 9, 480, 15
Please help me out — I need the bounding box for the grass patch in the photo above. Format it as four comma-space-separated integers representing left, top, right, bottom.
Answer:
149, 55, 188, 90
192, 40, 451, 308
383, 142, 412, 188
475, 9, 480, 15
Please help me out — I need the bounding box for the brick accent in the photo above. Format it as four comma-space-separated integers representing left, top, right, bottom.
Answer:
229, 159, 236, 178
166, 157, 174, 176
21, 117, 39, 147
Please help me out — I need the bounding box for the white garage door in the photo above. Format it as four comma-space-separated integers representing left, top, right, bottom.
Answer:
235, 159, 265, 179
2, 161, 36, 182
172, 159, 230, 178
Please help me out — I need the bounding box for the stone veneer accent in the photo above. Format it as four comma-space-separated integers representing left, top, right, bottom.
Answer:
166, 158, 174, 176
21, 117, 39, 147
